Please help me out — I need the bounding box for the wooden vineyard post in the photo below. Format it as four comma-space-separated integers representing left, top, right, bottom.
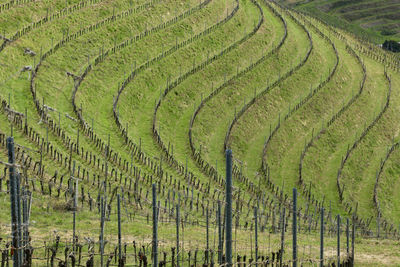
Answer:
8, 137, 21, 267
217, 200, 222, 265
320, 208, 324, 267
76, 128, 79, 153
130, 152, 133, 176
254, 206, 258, 267
176, 203, 180, 267
152, 184, 158, 267
39, 143, 43, 178
351, 215, 355, 266
100, 197, 105, 267
117, 194, 122, 267
225, 149, 232, 266
73, 176, 78, 253
22, 187, 29, 264
280, 207, 285, 267
16, 174, 22, 265
105, 135, 110, 194
346, 218, 349, 256
292, 188, 297, 267
206, 208, 209, 264
337, 215, 340, 267
377, 204, 380, 238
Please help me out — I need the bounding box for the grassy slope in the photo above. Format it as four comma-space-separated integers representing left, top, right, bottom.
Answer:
0, 0, 223, 239
0, 0, 211, 212
96, 0, 244, 166
346, 66, 400, 223
67, 0, 259, 207
121, 0, 264, 192
340, 57, 392, 221
0, 0, 89, 35
155, 0, 276, 188
192, 3, 306, 179
302, 51, 387, 216
224, 11, 335, 217
0, 0, 267, 245
279, 0, 400, 43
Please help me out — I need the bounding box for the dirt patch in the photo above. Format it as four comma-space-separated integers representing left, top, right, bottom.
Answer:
356, 253, 400, 266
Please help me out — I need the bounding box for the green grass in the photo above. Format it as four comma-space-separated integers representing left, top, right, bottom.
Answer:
301, 53, 387, 217
192, 4, 308, 188
279, 0, 400, 43
348, 66, 400, 224
225, 8, 337, 213
156, 0, 275, 185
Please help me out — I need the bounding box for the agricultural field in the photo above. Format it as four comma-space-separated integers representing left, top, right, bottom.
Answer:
279, 0, 400, 43
0, 0, 399, 266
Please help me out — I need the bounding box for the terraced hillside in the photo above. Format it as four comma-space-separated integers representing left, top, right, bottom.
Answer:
280, 0, 400, 43
0, 0, 399, 266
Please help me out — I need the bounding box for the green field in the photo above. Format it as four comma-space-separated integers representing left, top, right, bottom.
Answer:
279, 0, 400, 43
0, 0, 399, 266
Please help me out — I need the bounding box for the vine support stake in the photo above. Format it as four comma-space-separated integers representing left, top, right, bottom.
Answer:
293, 188, 297, 267
254, 206, 258, 267
176, 202, 180, 267
152, 184, 158, 267
217, 201, 222, 265
320, 208, 324, 267
225, 149, 232, 266
351, 215, 355, 265
8, 137, 21, 267
118, 194, 122, 266
73, 176, 78, 253
100, 197, 105, 267
337, 214, 340, 267
206, 207, 209, 264
346, 217, 349, 256
280, 207, 285, 267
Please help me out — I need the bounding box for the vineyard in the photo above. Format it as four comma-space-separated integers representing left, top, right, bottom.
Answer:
281, 0, 400, 44
0, 0, 399, 266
